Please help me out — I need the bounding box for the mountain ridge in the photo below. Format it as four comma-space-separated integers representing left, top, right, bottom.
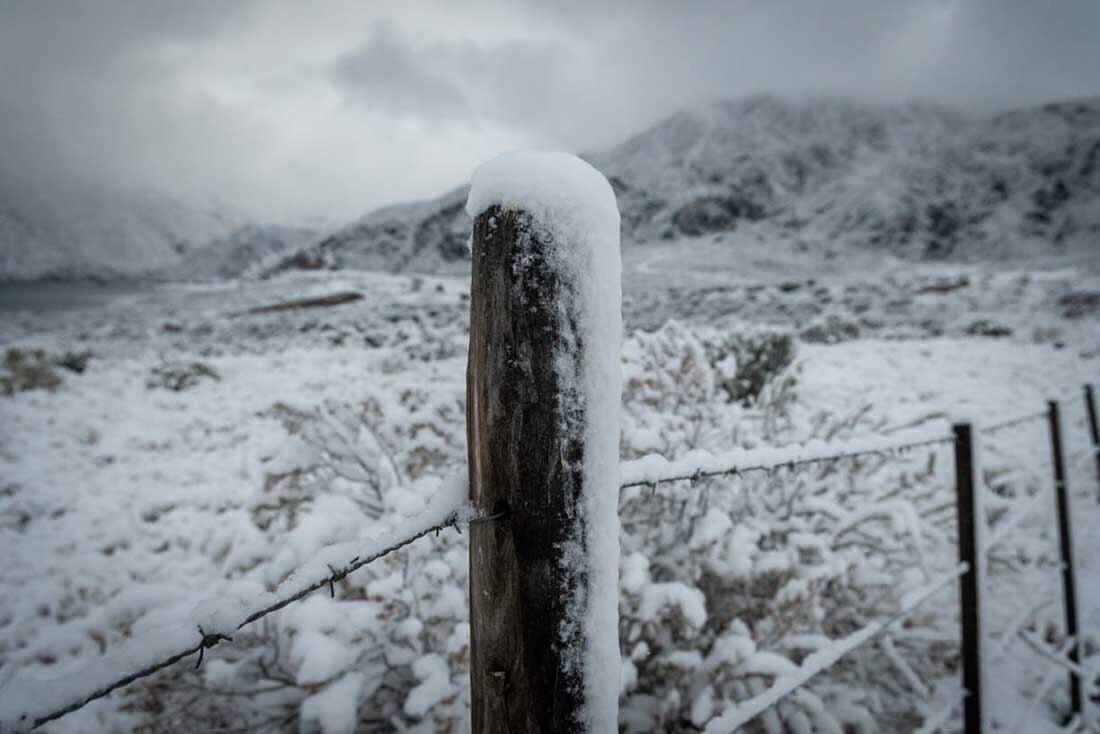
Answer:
2, 95, 1096, 282
260, 94, 1099, 278
0, 183, 240, 283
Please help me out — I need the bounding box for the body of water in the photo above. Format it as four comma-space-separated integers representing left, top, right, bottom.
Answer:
0, 280, 154, 312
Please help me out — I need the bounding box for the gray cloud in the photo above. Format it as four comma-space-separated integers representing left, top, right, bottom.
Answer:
331, 21, 575, 138
0, 0, 1096, 226
332, 21, 471, 119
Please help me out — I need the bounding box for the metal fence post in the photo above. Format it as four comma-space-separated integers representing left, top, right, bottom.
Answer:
1084, 384, 1100, 504
953, 423, 982, 734
1048, 400, 1082, 720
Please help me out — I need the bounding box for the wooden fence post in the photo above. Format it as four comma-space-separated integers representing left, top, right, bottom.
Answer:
1047, 400, 1082, 719
953, 423, 982, 734
1084, 384, 1100, 504
466, 183, 621, 732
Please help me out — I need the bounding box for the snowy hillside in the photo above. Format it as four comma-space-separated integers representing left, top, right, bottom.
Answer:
265, 96, 1100, 277
262, 189, 471, 277
163, 225, 319, 283
0, 182, 238, 282
4, 96, 1094, 283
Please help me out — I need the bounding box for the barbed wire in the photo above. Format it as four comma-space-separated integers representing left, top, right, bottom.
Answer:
8, 508, 502, 734
979, 385, 1099, 436
6, 386, 1095, 731
622, 384, 1094, 491
978, 410, 1049, 436
620, 435, 954, 490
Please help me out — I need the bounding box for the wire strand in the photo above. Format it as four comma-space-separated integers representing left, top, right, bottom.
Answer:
977, 410, 1049, 436
621, 435, 954, 489
15, 510, 488, 733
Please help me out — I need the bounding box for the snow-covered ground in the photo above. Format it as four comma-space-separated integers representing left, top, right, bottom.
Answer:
0, 250, 1097, 732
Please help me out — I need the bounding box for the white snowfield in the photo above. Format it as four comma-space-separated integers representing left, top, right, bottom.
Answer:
467, 151, 623, 732
0, 254, 1096, 732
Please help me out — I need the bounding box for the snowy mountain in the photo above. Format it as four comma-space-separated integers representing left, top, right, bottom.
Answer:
163, 224, 319, 282
4, 96, 1095, 283
0, 183, 237, 282
266, 95, 1100, 277
263, 189, 471, 277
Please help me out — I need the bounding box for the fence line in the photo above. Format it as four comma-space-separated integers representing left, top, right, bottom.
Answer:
1048, 400, 1084, 718
952, 421, 984, 734
1086, 384, 1100, 505
977, 409, 1049, 435
2, 388, 1096, 733
3, 494, 488, 733
701, 564, 967, 734
621, 428, 954, 489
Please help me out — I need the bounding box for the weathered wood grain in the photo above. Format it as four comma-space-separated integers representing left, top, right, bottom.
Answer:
467, 206, 590, 733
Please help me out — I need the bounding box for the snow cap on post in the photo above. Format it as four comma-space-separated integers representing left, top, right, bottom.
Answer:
465, 151, 622, 732
466, 151, 621, 253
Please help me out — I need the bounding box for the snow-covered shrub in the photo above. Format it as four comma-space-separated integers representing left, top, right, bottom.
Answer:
621, 321, 796, 459
618, 323, 959, 731
1, 348, 64, 395
146, 360, 220, 391
799, 315, 862, 344
113, 320, 959, 733
617, 437, 958, 732
117, 383, 471, 734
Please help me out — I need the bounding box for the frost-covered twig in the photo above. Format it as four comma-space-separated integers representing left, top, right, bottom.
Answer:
1013, 638, 1078, 734
621, 427, 954, 489
989, 598, 1054, 664
701, 564, 967, 734
0, 476, 480, 733
880, 635, 929, 698
914, 690, 964, 734
1018, 629, 1098, 684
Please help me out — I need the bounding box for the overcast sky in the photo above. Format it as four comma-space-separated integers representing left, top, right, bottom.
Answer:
1, 0, 1097, 226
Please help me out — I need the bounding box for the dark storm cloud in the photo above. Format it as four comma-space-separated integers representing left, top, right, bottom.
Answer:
0, 0, 1097, 223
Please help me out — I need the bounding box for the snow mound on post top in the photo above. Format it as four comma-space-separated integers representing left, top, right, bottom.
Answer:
467, 151, 623, 732
466, 151, 621, 254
